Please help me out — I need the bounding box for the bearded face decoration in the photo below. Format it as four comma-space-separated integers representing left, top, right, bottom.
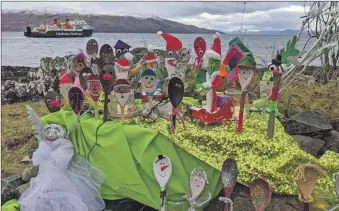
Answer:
113, 78, 132, 109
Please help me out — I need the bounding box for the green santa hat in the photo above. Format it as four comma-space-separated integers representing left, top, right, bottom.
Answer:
237, 52, 256, 70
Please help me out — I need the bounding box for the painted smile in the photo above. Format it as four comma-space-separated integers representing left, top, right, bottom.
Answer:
158, 172, 166, 177
244, 77, 249, 80
145, 85, 154, 88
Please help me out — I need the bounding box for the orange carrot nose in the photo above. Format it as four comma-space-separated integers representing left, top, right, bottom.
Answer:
161, 165, 169, 171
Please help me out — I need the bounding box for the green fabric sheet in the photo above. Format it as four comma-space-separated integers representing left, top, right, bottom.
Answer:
1, 200, 20, 211
40, 110, 223, 210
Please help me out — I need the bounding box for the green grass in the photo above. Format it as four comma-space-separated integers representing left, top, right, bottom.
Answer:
1, 101, 47, 174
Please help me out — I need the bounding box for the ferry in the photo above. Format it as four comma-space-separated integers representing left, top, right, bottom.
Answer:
24, 18, 93, 38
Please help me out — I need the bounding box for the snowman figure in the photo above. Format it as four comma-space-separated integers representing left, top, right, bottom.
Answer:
157, 31, 183, 79
114, 52, 134, 79
153, 155, 172, 211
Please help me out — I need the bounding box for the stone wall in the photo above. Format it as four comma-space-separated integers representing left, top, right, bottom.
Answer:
1, 48, 167, 104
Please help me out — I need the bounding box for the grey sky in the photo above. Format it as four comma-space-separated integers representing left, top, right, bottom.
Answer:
2, 1, 308, 31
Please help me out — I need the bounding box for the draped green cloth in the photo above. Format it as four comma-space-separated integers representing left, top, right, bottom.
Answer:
39, 110, 223, 210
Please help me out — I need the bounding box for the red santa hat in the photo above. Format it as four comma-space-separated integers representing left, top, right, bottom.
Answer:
145, 45, 157, 63
157, 31, 182, 51
115, 52, 133, 70
59, 72, 73, 84
205, 32, 222, 60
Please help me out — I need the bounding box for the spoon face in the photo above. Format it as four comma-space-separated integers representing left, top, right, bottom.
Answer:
153, 155, 172, 189
296, 167, 318, 198
189, 167, 208, 201
250, 177, 272, 211
221, 158, 239, 198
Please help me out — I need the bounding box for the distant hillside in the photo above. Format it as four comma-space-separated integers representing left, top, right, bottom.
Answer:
226, 29, 306, 36
1, 10, 223, 34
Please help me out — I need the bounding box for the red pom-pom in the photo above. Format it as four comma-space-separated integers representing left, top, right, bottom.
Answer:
273, 69, 279, 76
103, 73, 111, 80
249, 100, 254, 104
233, 75, 239, 81
51, 100, 59, 107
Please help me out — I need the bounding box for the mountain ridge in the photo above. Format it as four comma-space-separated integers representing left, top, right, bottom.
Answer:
1, 10, 223, 34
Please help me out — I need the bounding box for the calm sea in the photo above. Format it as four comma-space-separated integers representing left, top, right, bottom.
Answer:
1, 31, 318, 67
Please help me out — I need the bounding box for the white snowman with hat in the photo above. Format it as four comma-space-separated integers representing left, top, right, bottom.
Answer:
157, 31, 183, 79
114, 52, 134, 79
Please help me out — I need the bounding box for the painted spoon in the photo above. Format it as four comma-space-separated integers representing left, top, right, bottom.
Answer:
153, 155, 172, 211
68, 86, 85, 116
221, 158, 239, 211
296, 166, 319, 211
85, 74, 101, 119
250, 177, 272, 211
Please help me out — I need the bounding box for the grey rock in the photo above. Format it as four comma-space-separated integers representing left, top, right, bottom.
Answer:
104, 198, 155, 211
1, 175, 24, 205
22, 164, 39, 182
293, 135, 325, 157
320, 130, 339, 154
204, 183, 300, 211
283, 111, 333, 135
330, 119, 339, 132
15, 182, 30, 197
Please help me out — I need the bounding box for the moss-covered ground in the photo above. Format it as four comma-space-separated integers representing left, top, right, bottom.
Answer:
2, 79, 339, 204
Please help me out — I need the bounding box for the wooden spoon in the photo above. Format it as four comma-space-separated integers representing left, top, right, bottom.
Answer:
250, 177, 272, 211
221, 158, 238, 211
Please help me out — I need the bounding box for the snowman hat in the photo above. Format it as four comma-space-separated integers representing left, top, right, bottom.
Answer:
157, 31, 182, 51
145, 45, 157, 63
59, 72, 73, 84
83, 37, 100, 58
113, 40, 131, 50
115, 52, 134, 70
155, 154, 167, 163
141, 68, 157, 78
205, 32, 222, 60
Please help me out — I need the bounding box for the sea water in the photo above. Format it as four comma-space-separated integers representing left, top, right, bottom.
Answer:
1, 31, 319, 67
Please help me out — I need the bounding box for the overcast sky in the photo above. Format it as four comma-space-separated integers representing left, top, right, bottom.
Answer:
2, 1, 309, 31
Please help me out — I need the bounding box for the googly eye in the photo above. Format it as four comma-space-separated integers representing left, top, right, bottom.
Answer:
145, 77, 148, 79
268, 64, 277, 71
47, 99, 52, 104
151, 78, 153, 80
123, 48, 128, 53
56, 96, 59, 100
168, 51, 173, 56
199, 50, 203, 55
116, 49, 122, 54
